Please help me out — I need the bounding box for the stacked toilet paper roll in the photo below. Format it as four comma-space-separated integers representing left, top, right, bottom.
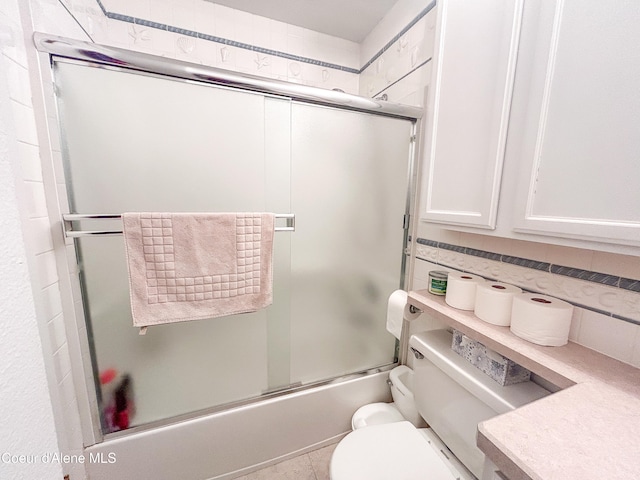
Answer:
386, 290, 421, 339
474, 282, 522, 326
445, 272, 484, 310
510, 294, 574, 346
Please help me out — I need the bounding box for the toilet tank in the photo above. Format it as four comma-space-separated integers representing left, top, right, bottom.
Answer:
409, 330, 549, 479
388, 366, 426, 428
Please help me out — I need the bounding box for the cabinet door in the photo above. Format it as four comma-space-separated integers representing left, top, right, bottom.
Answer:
421, 0, 524, 229
512, 0, 640, 246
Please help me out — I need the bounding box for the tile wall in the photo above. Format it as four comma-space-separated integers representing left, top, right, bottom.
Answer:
59, 0, 361, 93
0, 1, 93, 478
411, 225, 640, 368
359, 0, 436, 105
0, 4, 63, 479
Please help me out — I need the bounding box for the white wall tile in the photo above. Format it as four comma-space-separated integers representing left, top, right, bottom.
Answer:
41, 283, 64, 321
591, 251, 640, 280
508, 239, 549, 263
150, 26, 176, 55
53, 342, 72, 381
173, 2, 196, 31
36, 250, 59, 289
213, 4, 236, 41
105, 0, 150, 19
18, 141, 43, 181
29, 216, 54, 253
568, 308, 582, 342
5, 56, 30, 106
196, 1, 218, 32
23, 180, 48, 218
577, 310, 638, 364
631, 335, 640, 369
481, 236, 512, 257
48, 313, 68, 353
11, 102, 39, 145
546, 244, 594, 269
415, 244, 438, 264
149, 0, 172, 27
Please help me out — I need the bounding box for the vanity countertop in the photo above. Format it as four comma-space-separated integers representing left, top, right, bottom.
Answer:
408, 290, 640, 480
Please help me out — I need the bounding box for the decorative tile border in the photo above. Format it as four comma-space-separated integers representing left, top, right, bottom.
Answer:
92, 0, 436, 75
414, 237, 640, 325
361, 0, 437, 72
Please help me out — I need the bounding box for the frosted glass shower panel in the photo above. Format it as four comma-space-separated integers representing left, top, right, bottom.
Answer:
55, 61, 290, 428
55, 57, 413, 432
56, 61, 267, 212
290, 104, 413, 383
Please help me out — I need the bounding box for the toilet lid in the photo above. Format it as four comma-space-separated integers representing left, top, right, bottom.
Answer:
330, 421, 456, 480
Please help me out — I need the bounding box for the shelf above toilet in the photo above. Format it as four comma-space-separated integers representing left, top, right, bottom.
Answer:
407, 290, 640, 480
407, 291, 640, 392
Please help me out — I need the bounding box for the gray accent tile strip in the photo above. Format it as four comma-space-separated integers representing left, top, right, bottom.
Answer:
105, 12, 136, 23
99, 5, 360, 73
621, 278, 640, 293
416, 238, 438, 248
166, 25, 199, 37
439, 243, 465, 253
361, 0, 437, 72
94, 0, 435, 75
550, 265, 620, 287
502, 255, 551, 272
612, 314, 640, 326
465, 248, 502, 262
94, 0, 108, 15
421, 238, 640, 286
414, 255, 640, 327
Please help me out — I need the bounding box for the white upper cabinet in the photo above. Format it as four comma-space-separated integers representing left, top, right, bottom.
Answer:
510, 0, 640, 246
420, 0, 525, 229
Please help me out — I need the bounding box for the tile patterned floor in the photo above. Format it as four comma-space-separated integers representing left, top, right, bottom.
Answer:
233, 442, 337, 480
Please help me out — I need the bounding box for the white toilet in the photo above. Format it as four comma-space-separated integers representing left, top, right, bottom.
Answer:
330, 330, 550, 480
350, 365, 425, 430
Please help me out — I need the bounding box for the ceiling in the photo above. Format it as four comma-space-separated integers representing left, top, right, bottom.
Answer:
204, 0, 400, 43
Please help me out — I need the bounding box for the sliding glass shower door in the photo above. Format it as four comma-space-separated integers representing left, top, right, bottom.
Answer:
289, 104, 411, 384
54, 58, 413, 432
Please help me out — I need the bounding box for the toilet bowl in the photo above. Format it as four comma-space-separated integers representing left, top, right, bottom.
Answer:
330, 330, 550, 480
331, 422, 458, 480
350, 402, 404, 430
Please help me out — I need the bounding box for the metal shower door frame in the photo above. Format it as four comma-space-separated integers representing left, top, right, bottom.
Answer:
34, 33, 424, 445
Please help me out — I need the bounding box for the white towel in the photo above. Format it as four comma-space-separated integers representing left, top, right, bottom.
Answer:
122, 212, 274, 328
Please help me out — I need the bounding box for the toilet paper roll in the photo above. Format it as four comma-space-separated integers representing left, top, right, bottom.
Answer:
445, 272, 485, 310
474, 282, 522, 326
386, 290, 420, 339
510, 294, 574, 346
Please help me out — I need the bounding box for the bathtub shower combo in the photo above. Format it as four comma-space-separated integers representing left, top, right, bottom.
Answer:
36, 34, 422, 478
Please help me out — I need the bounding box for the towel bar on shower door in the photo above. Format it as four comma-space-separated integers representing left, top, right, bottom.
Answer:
62, 213, 296, 238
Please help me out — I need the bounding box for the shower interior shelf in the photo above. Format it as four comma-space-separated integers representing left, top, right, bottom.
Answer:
62, 213, 296, 238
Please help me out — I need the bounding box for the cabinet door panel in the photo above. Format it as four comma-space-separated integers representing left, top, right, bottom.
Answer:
513, 0, 640, 245
421, 0, 524, 229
